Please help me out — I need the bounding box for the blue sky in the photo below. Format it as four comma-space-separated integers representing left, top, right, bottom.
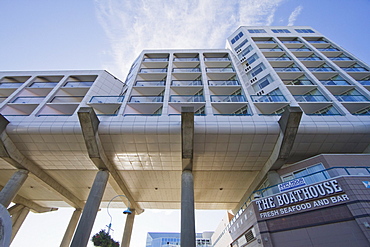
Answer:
1, 0, 370, 246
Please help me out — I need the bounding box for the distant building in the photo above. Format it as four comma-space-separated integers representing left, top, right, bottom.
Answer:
146, 232, 213, 247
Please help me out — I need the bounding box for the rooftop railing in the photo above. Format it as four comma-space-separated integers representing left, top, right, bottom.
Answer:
210, 95, 246, 102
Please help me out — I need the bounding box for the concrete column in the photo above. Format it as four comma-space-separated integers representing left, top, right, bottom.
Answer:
121, 209, 135, 247
267, 170, 282, 194
11, 206, 30, 243
71, 170, 109, 247
181, 170, 196, 247
0, 169, 28, 208
60, 209, 82, 247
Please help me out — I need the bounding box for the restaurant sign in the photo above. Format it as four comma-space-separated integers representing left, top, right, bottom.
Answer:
255, 179, 349, 219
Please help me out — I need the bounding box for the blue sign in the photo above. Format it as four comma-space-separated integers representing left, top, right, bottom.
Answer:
278, 178, 306, 192
362, 181, 370, 188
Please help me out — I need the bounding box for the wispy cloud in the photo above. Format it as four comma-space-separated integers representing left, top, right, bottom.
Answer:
288, 5, 303, 26
94, 0, 284, 79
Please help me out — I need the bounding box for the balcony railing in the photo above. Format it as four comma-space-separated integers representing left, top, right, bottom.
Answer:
281, 40, 302, 44
308, 67, 335, 72
0, 83, 22, 88
129, 96, 163, 103
173, 58, 199, 62
12, 96, 45, 104
29, 82, 59, 88
50, 96, 84, 103
358, 80, 370, 86
89, 96, 124, 104
208, 80, 239, 86
329, 57, 352, 61
139, 68, 167, 73
320, 80, 350, 86
308, 40, 328, 44
254, 41, 276, 44
204, 57, 230, 61
260, 48, 283, 52
274, 67, 301, 72
135, 81, 166, 86
143, 58, 168, 62
172, 68, 201, 73
266, 57, 291, 61
210, 95, 246, 102
250, 95, 287, 102
334, 95, 369, 102
293, 95, 329, 102
206, 68, 234, 72
298, 57, 322, 61
64, 81, 94, 87
169, 95, 205, 102
171, 80, 202, 86
317, 48, 339, 51
286, 80, 314, 85
342, 67, 369, 72
289, 48, 311, 52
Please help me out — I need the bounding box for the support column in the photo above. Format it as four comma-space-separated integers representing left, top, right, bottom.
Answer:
11, 206, 30, 243
181, 170, 196, 247
0, 169, 28, 207
267, 170, 282, 194
60, 209, 82, 247
71, 170, 109, 247
121, 209, 135, 247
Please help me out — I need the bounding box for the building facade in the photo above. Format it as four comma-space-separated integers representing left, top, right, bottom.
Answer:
0, 26, 369, 246
146, 232, 213, 247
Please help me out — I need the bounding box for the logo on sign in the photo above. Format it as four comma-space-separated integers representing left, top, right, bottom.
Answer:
278, 178, 306, 192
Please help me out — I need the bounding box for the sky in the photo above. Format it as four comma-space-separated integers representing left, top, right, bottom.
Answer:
1, 0, 370, 246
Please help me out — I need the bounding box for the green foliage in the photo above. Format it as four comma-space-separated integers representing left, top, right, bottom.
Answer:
91, 229, 120, 247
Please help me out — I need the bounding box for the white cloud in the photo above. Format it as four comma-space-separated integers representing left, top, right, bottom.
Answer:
94, 0, 285, 79
288, 5, 303, 26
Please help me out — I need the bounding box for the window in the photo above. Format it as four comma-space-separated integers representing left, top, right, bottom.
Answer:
248, 29, 266, 33
272, 29, 291, 33
246, 53, 259, 65
250, 63, 266, 77
296, 29, 315, 33
282, 163, 329, 184
238, 45, 253, 59
253, 74, 273, 91
231, 32, 244, 44
234, 38, 248, 51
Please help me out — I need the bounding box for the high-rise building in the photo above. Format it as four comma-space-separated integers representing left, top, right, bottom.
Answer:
146, 232, 213, 247
0, 26, 369, 246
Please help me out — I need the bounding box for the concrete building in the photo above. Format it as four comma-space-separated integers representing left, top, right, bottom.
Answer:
0, 26, 369, 246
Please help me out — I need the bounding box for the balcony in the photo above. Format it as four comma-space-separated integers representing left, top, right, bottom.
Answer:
285, 80, 314, 86
172, 68, 201, 73
334, 95, 369, 102
308, 40, 328, 44
140, 68, 167, 73
208, 80, 239, 86
206, 68, 234, 72
129, 96, 163, 103
204, 57, 230, 62
260, 48, 283, 52
88, 96, 124, 115
64, 81, 94, 87
169, 95, 205, 103
358, 80, 370, 86
329, 57, 352, 61
274, 67, 301, 72
266, 57, 291, 61
174, 58, 199, 62
317, 48, 339, 52
251, 95, 287, 103
308, 67, 335, 72
210, 95, 246, 102
254, 41, 276, 44
298, 57, 322, 61
171, 80, 202, 86
320, 80, 350, 86
251, 94, 289, 115
168, 95, 205, 114
293, 95, 329, 102
11, 96, 45, 104
29, 82, 59, 88
281, 40, 302, 44
143, 58, 168, 62
135, 81, 166, 87
342, 67, 368, 72
50, 96, 84, 103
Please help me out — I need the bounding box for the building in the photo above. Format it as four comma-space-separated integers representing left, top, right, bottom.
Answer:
146, 232, 213, 247
0, 26, 369, 247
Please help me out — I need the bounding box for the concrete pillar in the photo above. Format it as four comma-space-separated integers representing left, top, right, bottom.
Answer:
10, 205, 30, 243
181, 170, 196, 247
121, 209, 135, 247
70, 170, 109, 247
0, 169, 28, 208
267, 170, 282, 194
60, 209, 82, 247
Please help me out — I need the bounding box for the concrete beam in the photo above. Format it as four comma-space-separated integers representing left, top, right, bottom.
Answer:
71, 170, 109, 247
0, 115, 84, 209
10, 205, 30, 243
0, 169, 28, 208
181, 107, 194, 171
77, 107, 143, 214
233, 106, 302, 213
60, 208, 82, 247
121, 209, 136, 247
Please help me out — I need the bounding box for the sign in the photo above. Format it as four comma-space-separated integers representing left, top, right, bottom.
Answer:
255, 179, 350, 219
278, 177, 306, 192
362, 181, 370, 188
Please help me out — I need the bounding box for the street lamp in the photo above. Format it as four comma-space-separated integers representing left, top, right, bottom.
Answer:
106, 194, 132, 234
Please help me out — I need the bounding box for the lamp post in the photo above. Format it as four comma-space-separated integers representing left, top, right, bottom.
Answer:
106, 195, 132, 235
